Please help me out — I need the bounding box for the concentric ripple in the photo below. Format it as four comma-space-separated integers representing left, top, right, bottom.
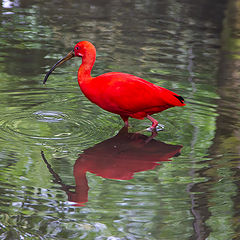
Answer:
33, 111, 66, 123
0, 109, 112, 147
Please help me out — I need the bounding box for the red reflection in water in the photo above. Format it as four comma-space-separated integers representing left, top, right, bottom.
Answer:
42, 127, 182, 206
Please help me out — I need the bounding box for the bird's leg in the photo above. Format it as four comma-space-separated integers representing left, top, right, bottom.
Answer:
146, 115, 164, 131
120, 115, 129, 127
147, 115, 158, 129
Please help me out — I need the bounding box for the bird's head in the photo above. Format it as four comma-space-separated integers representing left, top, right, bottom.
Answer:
73, 41, 96, 58
43, 41, 96, 84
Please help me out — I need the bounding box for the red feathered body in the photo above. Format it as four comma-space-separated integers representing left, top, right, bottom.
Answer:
44, 41, 185, 129
78, 72, 185, 120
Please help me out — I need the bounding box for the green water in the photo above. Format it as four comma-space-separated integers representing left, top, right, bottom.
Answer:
1, 0, 240, 239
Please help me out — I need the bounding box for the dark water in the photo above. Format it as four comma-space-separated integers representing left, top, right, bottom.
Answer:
0, 0, 240, 239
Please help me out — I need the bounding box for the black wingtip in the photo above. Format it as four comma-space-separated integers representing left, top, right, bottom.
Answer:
174, 95, 184, 104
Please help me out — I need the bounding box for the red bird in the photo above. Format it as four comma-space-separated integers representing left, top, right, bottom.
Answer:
44, 41, 185, 130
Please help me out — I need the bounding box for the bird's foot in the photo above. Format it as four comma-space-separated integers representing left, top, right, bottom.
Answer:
146, 124, 165, 132
146, 115, 164, 132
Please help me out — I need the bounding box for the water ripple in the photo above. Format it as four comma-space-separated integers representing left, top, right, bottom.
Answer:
0, 109, 107, 146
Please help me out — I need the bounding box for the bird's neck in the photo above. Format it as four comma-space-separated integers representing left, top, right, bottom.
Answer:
78, 54, 96, 84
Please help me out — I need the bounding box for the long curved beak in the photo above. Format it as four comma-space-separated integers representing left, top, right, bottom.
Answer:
43, 50, 75, 84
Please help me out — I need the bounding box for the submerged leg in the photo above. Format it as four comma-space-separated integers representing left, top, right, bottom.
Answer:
144, 130, 158, 143
120, 115, 129, 127
146, 115, 164, 131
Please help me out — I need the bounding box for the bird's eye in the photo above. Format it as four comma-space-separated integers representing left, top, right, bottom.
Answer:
76, 47, 79, 50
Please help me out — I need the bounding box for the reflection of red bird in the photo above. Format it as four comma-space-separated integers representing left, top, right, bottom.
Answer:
44, 41, 185, 130
42, 127, 182, 206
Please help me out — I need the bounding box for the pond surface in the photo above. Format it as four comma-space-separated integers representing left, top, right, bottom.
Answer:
0, 0, 240, 239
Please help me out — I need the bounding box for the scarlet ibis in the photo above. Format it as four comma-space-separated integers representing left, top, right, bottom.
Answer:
43, 41, 185, 130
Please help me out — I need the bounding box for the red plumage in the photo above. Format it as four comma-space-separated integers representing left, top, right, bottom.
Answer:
44, 41, 185, 130
80, 72, 184, 118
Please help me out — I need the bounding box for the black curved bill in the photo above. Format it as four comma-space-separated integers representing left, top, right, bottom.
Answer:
43, 50, 75, 84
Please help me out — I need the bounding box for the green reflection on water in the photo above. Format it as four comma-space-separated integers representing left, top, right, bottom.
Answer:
1, 0, 240, 239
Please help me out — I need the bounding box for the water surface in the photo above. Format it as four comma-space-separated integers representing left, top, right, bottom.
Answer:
1, 0, 240, 239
